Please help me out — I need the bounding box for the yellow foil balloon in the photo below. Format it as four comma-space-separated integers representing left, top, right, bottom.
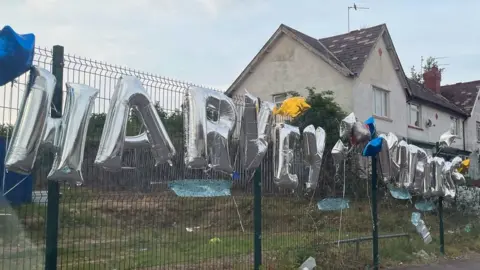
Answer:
273, 97, 311, 118
458, 159, 469, 173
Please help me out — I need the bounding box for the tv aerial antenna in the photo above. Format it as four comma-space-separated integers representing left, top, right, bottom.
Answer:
348, 3, 369, 32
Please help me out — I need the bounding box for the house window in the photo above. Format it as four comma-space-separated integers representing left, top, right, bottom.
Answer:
451, 116, 461, 135
408, 103, 421, 127
372, 86, 389, 117
476, 122, 480, 142
273, 93, 287, 108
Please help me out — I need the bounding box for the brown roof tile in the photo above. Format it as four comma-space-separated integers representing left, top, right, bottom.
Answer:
319, 24, 385, 74
440, 81, 480, 113
408, 79, 468, 116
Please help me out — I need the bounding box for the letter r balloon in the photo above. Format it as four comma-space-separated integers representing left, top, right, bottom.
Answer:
184, 87, 237, 174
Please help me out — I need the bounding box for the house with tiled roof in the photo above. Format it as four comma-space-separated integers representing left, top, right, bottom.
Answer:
440, 80, 480, 152
226, 23, 472, 156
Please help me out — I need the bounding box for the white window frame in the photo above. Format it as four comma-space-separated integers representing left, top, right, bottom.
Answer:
476, 121, 480, 142
273, 93, 287, 108
372, 86, 389, 118
408, 103, 421, 128
450, 116, 460, 135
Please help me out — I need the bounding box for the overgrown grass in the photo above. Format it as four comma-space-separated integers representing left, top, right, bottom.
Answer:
1, 187, 479, 269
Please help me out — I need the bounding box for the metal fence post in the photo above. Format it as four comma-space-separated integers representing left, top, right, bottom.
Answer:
45, 45, 64, 270
371, 155, 379, 270
253, 167, 262, 270
434, 142, 445, 255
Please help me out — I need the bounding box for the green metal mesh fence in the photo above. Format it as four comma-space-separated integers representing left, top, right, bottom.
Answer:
1, 46, 480, 270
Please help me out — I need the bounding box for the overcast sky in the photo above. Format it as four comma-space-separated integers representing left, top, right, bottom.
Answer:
1, 0, 480, 91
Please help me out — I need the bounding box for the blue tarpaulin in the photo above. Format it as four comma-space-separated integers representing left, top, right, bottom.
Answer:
0, 25, 35, 86
317, 198, 350, 211
0, 137, 33, 206
168, 179, 232, 197
415, 200, 436, 212
388, 184, 412, 200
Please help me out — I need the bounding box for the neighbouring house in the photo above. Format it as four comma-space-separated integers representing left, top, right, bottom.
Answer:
225, 23, 474, 156
441, 80, 480, 153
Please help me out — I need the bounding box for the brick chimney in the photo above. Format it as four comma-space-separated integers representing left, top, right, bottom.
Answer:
423, 66, 441, 93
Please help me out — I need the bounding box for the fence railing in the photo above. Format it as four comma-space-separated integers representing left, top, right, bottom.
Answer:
0, 46, 479, 270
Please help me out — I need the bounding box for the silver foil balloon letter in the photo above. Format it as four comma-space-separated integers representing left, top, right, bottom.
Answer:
273, 123, 300, 190
240, 91, 274, 171
331, 139, 348, 166
412, 147, 428, 194
94, 76, 176, 171
422, 156, 434, 197
302, 125, 326, 192
377, 132, 399, 183
450, 156, 466, 186
5, 67, 56, 174
48, 83, 99, 183
339, 112, 356, 143
184, 86, 237, 174
404, 144, 420, 190
442, 161, 456, 199
431, 157, 445, 196
394, 140, 409, 188
5, 66, 99, 185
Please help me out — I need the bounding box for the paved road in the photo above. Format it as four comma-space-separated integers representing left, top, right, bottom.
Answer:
391, 259, 480, 269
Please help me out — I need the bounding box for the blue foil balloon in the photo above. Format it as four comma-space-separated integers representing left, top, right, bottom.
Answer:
363, 137, 383, 157
364, 116, 376, 137
0, 25, 35, 86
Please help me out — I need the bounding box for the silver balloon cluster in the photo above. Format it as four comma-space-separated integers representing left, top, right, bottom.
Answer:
4, 69, 326, 191
330, 112, 465, 199
183, 88, 327, 192
376, 130, 465, 199
272, 123, 326, 191
5, 67, 175, 185
331, 112, 371, 166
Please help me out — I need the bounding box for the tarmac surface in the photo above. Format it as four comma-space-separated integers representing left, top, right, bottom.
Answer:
390, 258, 480, 269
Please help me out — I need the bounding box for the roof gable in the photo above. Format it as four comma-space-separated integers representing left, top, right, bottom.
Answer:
281, 25, 350, 73
225, 24, 409, 96
225, 24, 354, 96
440, 81, 480, 113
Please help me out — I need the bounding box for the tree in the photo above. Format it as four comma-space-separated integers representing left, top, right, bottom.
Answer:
410, 56, 445, 83
289, 87, 347, 150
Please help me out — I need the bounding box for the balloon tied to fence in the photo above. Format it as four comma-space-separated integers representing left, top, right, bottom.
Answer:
5, 65, 327, 197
